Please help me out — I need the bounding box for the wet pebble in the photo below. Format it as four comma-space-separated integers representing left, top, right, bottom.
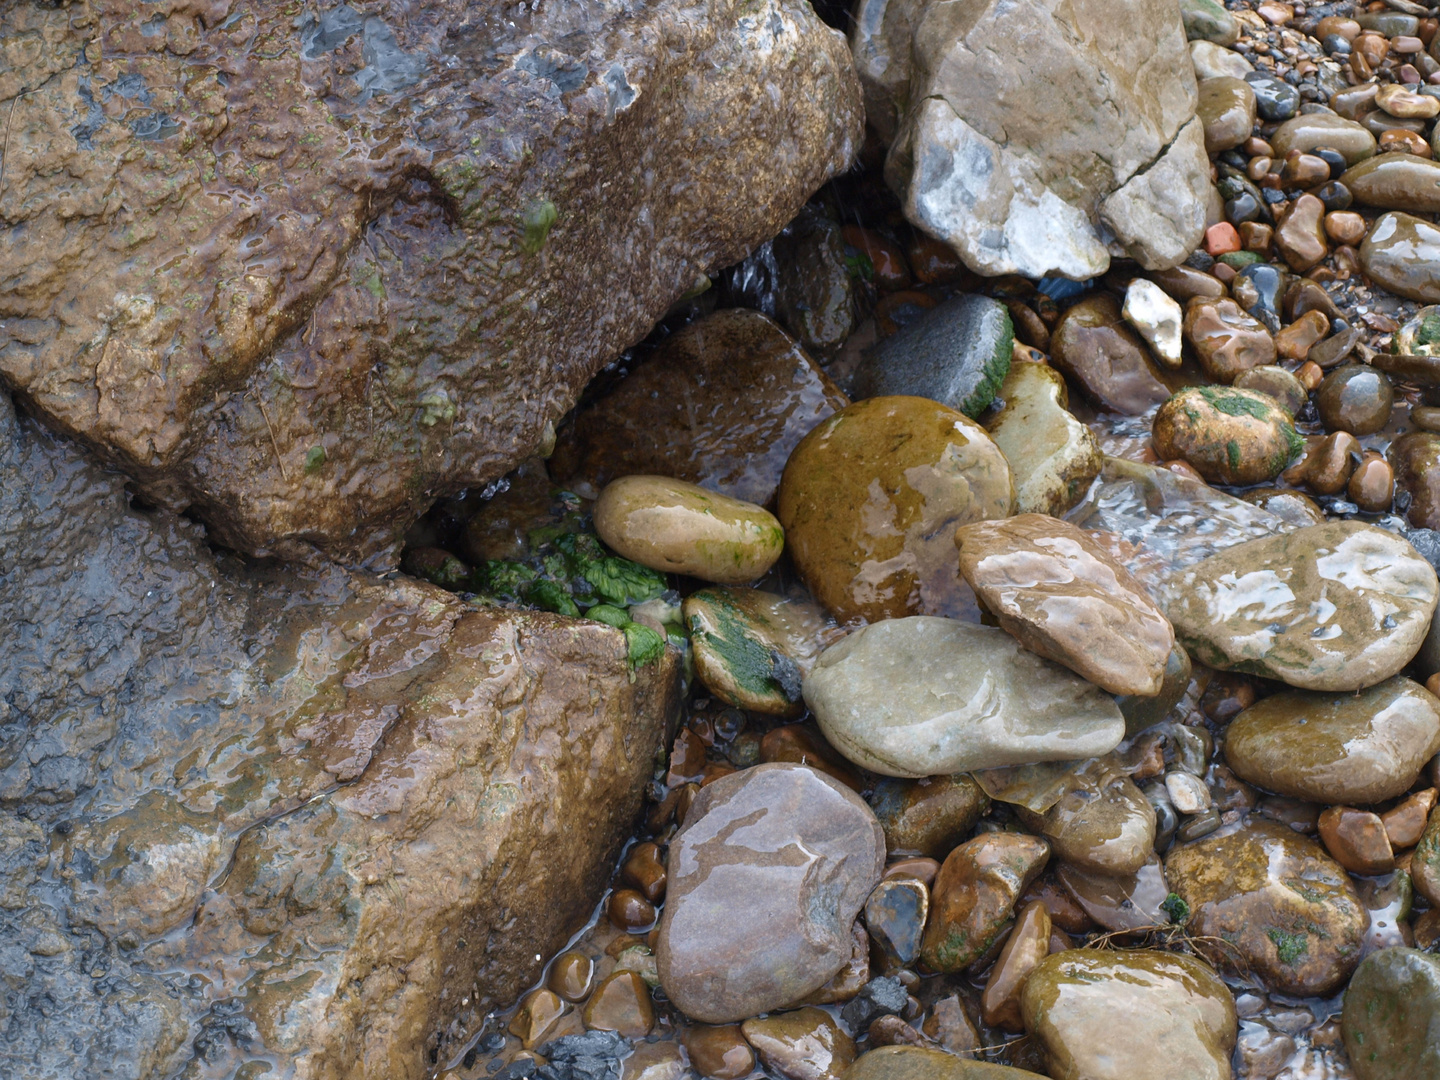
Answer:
741, 1009, 855, 1080
1121, 278, 1184, 368
1198, 77, 1256, 153
1246, 71, 1300, 121
683, 587, 830, 716
683, 1026, 755, 1080
843, 1047, 1045, 1080
980, 900, 1050, 1032
1316, 364, 1394, 436
1340, 947, 1440, 1080
1343, 152, 1440, 211
1015, 760, 1155, 876
864, 878, 929, 967
1151, 385, 1302, 486
1270, 114, 1377, 164
1318, 806, 1394, 875
583, 971, 654, 1038
982, 361, 1101, 517
1183, 298, 1277, 382
549, 952, 596, 1004
1360, 212, 1440, 301
1275, 194, 1329, 272
1233, 365, 1306, 415
1049, 295, 1172, 415
1388, 431, 1440, 529
920, 831, 1049, 973
868, 775, 990, 859
1055, 853, 1171, 932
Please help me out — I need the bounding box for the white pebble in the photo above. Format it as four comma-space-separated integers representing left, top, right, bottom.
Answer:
1165, 770, 1213, 815
1122, 278, 1185, 369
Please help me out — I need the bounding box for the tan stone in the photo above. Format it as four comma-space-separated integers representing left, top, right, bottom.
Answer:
921, 833, 1050, 973
742, 1009, 856, 1080
981, 901, 1052, 1032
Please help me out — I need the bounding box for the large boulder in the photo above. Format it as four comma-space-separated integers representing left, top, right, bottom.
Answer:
0, 392, 682, 1080
851, 0, 1214, 279
0, 0, 861, 564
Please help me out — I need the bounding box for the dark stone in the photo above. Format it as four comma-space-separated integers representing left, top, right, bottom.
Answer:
841, 977, 911, 1034
1312, 181, 1354, 212
1246, 72, 1301, 121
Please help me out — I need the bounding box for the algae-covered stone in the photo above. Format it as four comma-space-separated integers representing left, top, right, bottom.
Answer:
1165, 820, 1366, 996
1152, 386, 1303, 486
684, 587, 836, 716
1165, 521, 1439, 692
1393, 305, 1440, 358
1181, 0, 1239, 44
595, 476, 784, 585
853, 294, 1014, 418
983, 362, 1102, 517
777, 398, 1013, 624
1224, 677, 1440, 804
1340, 947, 1440, 1080
1020, 949, 1237, 1080
920, 832, 1050, 973
803, 618, 1125, 778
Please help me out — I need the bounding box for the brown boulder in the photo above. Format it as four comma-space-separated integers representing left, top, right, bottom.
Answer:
0, 394, 681, 1079
0, 0, 861, 562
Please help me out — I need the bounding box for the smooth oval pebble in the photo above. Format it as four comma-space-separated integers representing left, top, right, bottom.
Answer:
594, 476, 783, 585
1360, 211, 1440, 302
803, 617, 1125, 778
656, 763, 884, 1024
983, 362, 1102, 518
1151, 385, 1302, 486
1341, 947, 1440, 1080
1224, 677, 1440, 804
1341, 152, 1440, 211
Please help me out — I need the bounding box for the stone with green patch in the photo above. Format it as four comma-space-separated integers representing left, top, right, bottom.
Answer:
920, 832, 1049, 973
1341, 947, 1440, 1080
1152, 385, 1304, 485
852, 294, 1013, 418
1181, 0, 1239, 43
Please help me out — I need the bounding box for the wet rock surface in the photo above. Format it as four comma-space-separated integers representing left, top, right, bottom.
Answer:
0, 0, 862, 563
1341, 946, 1440, 1080
655, 763, 885, 1023
983, 362, 1102, 518
0, 395, 683, 1079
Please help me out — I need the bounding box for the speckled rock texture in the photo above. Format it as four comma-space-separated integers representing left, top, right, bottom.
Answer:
0, 393, 682, 1080
0, 0, 862, 564
851, 0, 1214, 278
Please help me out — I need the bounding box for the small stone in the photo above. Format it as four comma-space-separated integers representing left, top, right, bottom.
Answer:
1389, 431, 1440, 529
1165, 821, 1367, 996
741, 1009, 856, 1080
1224, 678, 1440, 805
1271, 311, 1331, 363
1340, 947, 1440, 1080
1049, 295, 1172, 415
842, 227, 911, 292
608, 890, 657, 933
868, 775, 990, 859
656, 763, 885, 1023
1246, 72, 1300, 122
1380, 128, 1432, 157
1166, 522, 1439, 692
622, 844, 667, 905
1318, 806, 1395, 875
1233, 366, 1306, 415
840, 976, 910, 1034
1381, 788, 1437, 849
549, 953, 596, 1004
1055, 853, 1172, 933
1279, 151, 1330, 189
1275, 194, 1329, 272
954, 515, 1175, 696
884, 858, 940, 886
1013, 759, 1156, 876
853, 294, 1013, 418
511, 989, 568, 1049
920, 1001, 982, 1058
1300, 430, 1361, 497
1151, 385, 1303, 486
684, 587, 833, 717
1183, 299, 1277, 383
1316, 364, 1394, 436
1166, 771, 1212, 815
1414, 804, 1440, 906
1361, 212, 1440, 301
1020, 949, 1237, 1080
1392, 305, 1440, 357
920, 832, 1050, 973
594, 476, 783, 585
777, 397, 1013, 624
1325, 210, 1368, 246
759, 724, 862, 792
1191, 40, 1254, 81
1122, 278, 1184, 368
1239, 220, 1273, 254
1205, 221, 1241, 256
775, 214, 857, 358
865, 879, 929, 967
1348, 454, 1395, 513
624, 1041, 686, 1080
979, 899, 1051, 1033
804, 618, 1125, 778
1377, 83, 1440, 119
1198, 78, 1257, 153
983, 361, 1102, 517
684, 1026, 755, 1080
1181, 0, 1239, 44
582, 972, 654, 1038
1149, 265, 1226, 303
906, 237, 965, 285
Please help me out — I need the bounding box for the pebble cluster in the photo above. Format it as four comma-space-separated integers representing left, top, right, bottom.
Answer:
398, 3, 1440, 1079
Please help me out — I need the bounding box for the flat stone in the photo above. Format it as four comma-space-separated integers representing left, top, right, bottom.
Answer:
1341, 152, 1440, 211
1165, 821, 1367, 997
0, 0, 862, 562
777, 397, 1013, 624
843, 1046, 1048, 1080
954, 514, 1175, 696
1151, 385, 1302, 486
741, 1009, 856, 1080
983, 362, 1103, 517
1164, 521, 1439, 691
1341, 948, 1440, 1080
1224, 677, 1440, 804
1360, 212, 1440, 302
1197, 77, 1256, 153
1020, 949, 1237, 1080
920, 833, 1050, 973
656, 763, 885, 1024
1191, 40, 1254, 80
868, 775, 990, 859
858, 0, 1210, 277
1050, 295, 1174, 415
853, 294, 1014, 418
1056, 853, 1172, 932
551, 308, 849, 506
1182, 297, 1277, 389
1270, 114, 1377, 164
804, 618, 1125, 778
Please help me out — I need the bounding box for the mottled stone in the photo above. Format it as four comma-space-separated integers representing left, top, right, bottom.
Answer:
955, 515, 1175, 696
853, 294, 1014, 418
1233, 365, 1306, 415
1122, 278, 1185, 368
804, 618, 1125, 778
1050, 295, 1173, 415
742, 1009, 856, 1080
1182, 0, 1239, 44
1186, 298, 1278, 383
865, 879, 930, 966
869, 775, 990, 859
777, 397, 1013, 624
583, 972, 655, 1038
1165, 522, 1439, 691
1318, 806, 1394, 876
1224, 677, 1440, 804
684, 1026, 756, 1080
983, 362, 1103, 517
1341, 947, 1440, 1080
551, 309, 849, 505
1151, 385, 1302, 486
594, 476, 784, 585
1413, 805, 1440, 907
656, 763, 886, 1024
1360, 212, 1440, 302
1020, 950, 1237, 1080
1165, 821, 1367, 996
921, 833, 1050, 973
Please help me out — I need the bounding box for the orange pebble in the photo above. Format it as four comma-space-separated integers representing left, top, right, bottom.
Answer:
1205, 222, 1242, 256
